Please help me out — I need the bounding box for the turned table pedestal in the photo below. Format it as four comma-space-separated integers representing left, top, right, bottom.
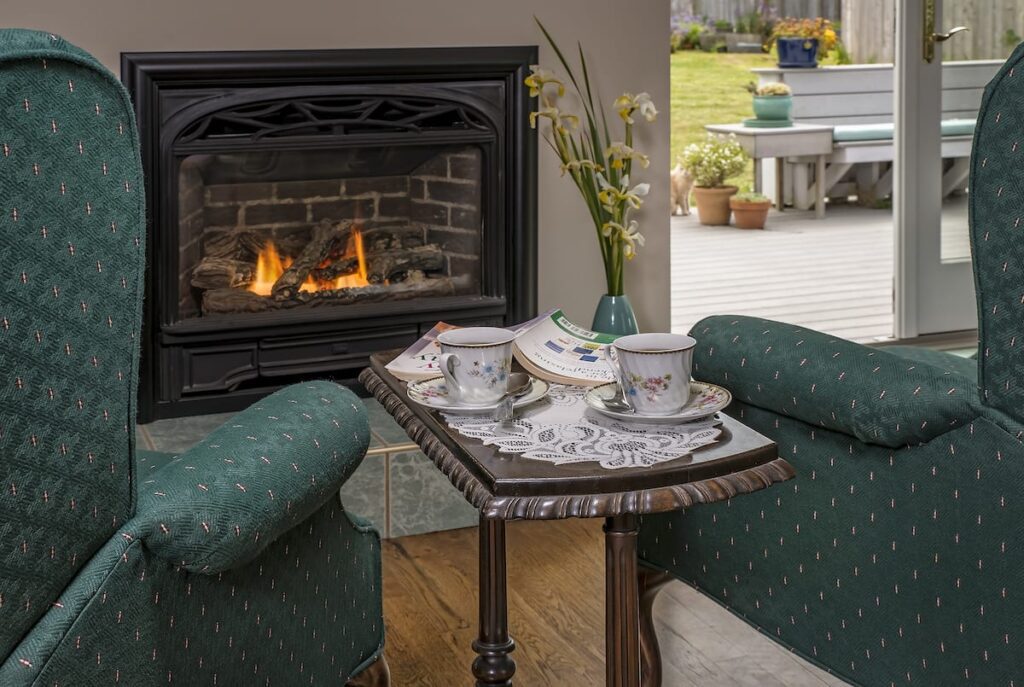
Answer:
360, 352, 794, 687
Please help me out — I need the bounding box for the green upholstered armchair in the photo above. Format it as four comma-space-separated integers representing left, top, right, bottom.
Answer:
0, 30, 388, 686
639, 46, 1024, 687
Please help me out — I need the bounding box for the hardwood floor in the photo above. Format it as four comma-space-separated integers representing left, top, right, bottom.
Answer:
381, 518, 848, 686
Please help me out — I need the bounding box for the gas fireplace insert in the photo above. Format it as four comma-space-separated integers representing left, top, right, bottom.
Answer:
123, 47, 537, 421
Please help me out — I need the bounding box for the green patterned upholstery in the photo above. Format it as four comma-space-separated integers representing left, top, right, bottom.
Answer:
0, 30, 383, 684
640, 45, 1024, 687
0, 29, 143, 659
690, 317, 980, 447
970, 45, 1024, 422
136, 381, 370, 574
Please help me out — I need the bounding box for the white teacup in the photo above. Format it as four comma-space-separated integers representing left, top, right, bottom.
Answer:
437, 327, 515, 405
609, 333, 696, 416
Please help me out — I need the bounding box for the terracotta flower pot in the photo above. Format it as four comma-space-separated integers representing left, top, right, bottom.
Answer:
693, 186, 738, 226
730, 197, 771, 229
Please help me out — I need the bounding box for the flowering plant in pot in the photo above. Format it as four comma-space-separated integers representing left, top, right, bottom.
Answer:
745, 81, 793, 123
527, 19, 657, 334
730, 191, 772, 229
768, 17, 838, 68
681, 133, 748, 226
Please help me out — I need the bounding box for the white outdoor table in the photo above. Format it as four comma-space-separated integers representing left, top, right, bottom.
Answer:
704, 122, 835, 218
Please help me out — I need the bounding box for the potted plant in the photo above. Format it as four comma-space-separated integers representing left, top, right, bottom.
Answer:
730, 191, 772, 229
681, 133, 748, 226
768, 17, 839, 68
727, 11, 766, 53
527, 19, 657, 334
745, 81, 793, 124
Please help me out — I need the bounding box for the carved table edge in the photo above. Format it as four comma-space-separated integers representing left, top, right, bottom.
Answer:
358, 368, 796, 521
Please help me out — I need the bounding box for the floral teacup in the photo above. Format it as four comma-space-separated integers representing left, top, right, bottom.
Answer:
436, 327, 515, 405
610, 333, 696, 415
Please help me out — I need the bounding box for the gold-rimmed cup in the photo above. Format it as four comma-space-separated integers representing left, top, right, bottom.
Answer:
610, 333, 696, 415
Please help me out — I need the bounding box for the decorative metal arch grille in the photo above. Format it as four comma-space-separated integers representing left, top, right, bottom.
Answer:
178, 96, 491, 143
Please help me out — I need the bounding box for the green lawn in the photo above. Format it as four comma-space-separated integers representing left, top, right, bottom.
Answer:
670, 50, 775, 189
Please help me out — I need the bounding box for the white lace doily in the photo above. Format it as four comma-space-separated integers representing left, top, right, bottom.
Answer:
442, 385, 722, 470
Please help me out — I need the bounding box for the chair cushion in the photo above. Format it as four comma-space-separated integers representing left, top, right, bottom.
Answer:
832, 118, 976, 142
882, 345, 978, 381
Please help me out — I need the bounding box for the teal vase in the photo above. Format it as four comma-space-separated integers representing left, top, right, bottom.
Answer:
592, 294, 639, 335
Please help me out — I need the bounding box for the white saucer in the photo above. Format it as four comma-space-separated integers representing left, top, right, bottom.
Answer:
407, 376, 550, 413
585, 381, 731, 424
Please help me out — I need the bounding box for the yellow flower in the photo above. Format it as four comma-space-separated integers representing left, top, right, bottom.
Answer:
614, 92, 658, 124
529, 106, 579, 132
597, 174, 650, 211
560, 159, 603, 176
524, 65, 565, 98
605, 142, 650, 170
601, 220, 646, 259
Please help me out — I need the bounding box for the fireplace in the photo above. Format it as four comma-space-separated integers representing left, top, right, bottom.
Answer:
124, 48, 537, 421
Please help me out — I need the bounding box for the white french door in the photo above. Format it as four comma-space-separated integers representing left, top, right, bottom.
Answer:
894, 0, 979, 338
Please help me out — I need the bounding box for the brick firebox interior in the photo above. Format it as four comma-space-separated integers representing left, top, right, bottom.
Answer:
176, 145, 483, 319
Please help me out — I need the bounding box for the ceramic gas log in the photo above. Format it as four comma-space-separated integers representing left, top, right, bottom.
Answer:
190, 220, 452, 314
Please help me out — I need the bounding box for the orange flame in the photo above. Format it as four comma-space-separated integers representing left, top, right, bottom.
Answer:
247, 228, 370, 296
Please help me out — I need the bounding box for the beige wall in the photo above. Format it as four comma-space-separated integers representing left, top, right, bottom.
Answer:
7, 0, 670, 329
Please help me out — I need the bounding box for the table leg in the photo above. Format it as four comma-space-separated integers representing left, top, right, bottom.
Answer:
816, 154, 827, 218
605, 514, 640, 687
472, 515, 516, 686
775, 157, 785, 211
753, 157, 763, 195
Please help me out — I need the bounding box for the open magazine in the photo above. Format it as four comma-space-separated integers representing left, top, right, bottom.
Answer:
384, 308, 619, 386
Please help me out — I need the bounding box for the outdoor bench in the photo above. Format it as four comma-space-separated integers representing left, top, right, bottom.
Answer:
751, 61, 1000, 210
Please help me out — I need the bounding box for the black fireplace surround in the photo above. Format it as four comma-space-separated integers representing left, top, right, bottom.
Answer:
123, 47, 537, 421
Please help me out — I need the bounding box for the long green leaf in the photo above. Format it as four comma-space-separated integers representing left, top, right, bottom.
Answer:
577, 41, 609, 156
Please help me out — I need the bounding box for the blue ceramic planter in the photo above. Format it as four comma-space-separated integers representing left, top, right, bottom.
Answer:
776, 37, 819, 68
592, 294, 639, 336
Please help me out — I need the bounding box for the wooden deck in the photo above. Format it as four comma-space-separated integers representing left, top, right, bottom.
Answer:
670, 199, 970, 342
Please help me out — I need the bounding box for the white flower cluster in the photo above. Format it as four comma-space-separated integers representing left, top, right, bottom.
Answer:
681, 134, 748, 188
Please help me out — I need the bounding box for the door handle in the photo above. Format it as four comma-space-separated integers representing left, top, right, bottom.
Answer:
924, 0, 969, 62
933, 26, 969, 43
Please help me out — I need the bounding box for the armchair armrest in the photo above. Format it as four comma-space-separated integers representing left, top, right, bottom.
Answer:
690, 316, 980, 447
134, 380, 370, 573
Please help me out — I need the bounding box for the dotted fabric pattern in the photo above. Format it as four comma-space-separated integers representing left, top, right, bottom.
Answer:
0, 30, 145, 658
1, 497, 383, 686
135, 381, 371, 574
970, 42, 1024, 420
641, 402, 1024, 687
0, 30, 384, 683
690, 316, 982, 448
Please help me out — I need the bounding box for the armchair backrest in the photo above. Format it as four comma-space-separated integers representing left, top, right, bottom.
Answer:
969, 43, 1024, 421
0, 30, 145, 657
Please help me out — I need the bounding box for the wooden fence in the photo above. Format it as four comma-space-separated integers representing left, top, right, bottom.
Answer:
673, 0, 1024, 63
672, 0, 841, 23
843, 0, 1024, 63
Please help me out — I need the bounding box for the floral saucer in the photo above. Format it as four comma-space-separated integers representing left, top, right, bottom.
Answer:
584, 381, 731, 424
407, 376, 550, 413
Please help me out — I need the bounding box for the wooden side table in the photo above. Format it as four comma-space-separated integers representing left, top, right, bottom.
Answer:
360, 352, 795, 687
704, 122, 834, 218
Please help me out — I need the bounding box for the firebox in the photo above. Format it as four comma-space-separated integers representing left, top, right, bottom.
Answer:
123, 48, 537, 421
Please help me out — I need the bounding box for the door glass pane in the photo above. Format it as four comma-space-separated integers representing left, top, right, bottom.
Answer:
940, 0, 1018, 263
669, 3, 898, 342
